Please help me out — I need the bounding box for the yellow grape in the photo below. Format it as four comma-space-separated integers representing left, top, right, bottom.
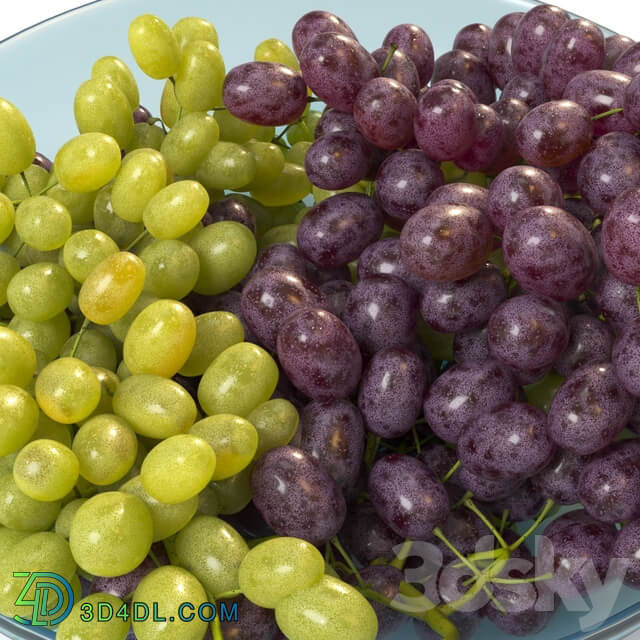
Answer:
248, 399, 300, 457
0, 192, 15, 243
91, 55, 140, 111
196, 141, 257, 191
175, 40, 225, 112
92, 183, 145, 248
139, 239, 200, 300
244, 141, 285, 189
251, 162, 311, 206
48, 182, 97, 226
214, 109, 274, 144
0, 475, 61, 531
0, 325, 37, 387
56, 593, 129, 640
15, 195, 72, 251
109, 291, 157, 341
128, 14, 180, 79
0, 384, 39, 456
173, 16, 219, 49
255, 38, 300, 70
160, 79, 182, 128
63, 229, 119, 282
0, 97, 36, 175
31, 412, 72, 448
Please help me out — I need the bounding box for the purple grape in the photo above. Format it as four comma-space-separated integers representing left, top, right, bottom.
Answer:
488, 97, 530, 172
612, 518, 640, 589
613, 318, 640, 396
306, 262, 352, 286
512, 364, 554, 386
453, 23, 491, 65
515, 100, 593, 168
291, 10, 357, 57
613, 41, 640, 77
240, 267, 328, 352
625, 73, 640, 130
222, 501, 274, 540
304, 131, 370, 190
533, 450, 587, 505
204, 198, 256, 234
277, 307, 362, 401
511, 4, 570, 75
357, 347, 426, 438
297, 399, 365, 491
503, 205, 599, 301
413, 83, 477, 161
595, 270, 640, 332
368, 454, 450, 540
630, 402, 640, 435
456, 104, 504, 172
488, 12, 523, 89
251, 445, 346, 545
563, 198, 599, 230
541, 508, 597, 538
400, 204, 493, 282
371, 46, 420, 95
297, 193, 383, 269
342, 275, 418, 357
453, 327, 490, 364
430, 78, 478, 103
501, 73, 548, 108
222, 62, 307, 126
219, 595, 278, 640
357, 237, 426, 291
432, 49, 495, 105
418, 443, 461, 484
315, 108, 358, 138
458, 466, 520, 501
414, 612, 480, 640
246, 243, 312, 282
487, 165, 563, 232
437, 508, 491, 564
319, 279, 353, 318
487, 294, 569, 371
423, 359, 516, 444
383, 24, 434, 86
426, 183, 489, 215
484, 479, 545, 522
602, 187, 640, 285
32, 152, 52, 172
606, 34, 636, 69
133, 104, 152, 124
554, 315, 614, 377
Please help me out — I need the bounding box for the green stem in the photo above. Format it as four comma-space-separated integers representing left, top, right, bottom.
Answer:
636, 287, 640, 314
12, 242, 25, 258
390, 539, 412, 570
148, 549, 162, 568
491, 572, 552, 585
364, 433, 380, 468
124, 229, 149, 251
452, 490, 473, 510
147, 117, 168, 134
508, 499, 555, 552
412, 424, 421, 454
20, 172, 32, 197
433, 527, 480, 577
38, 180, 58, 196
464, 499, 508, 549
441, 460, 461, 484
273, 121, 296, 143
438, 574, 488, 616
70, 317, 90, 358
381, 44, 398, 73
331, 537, 365, 589
212, 612, 224, 640
499, 509, 509, 535
592, 107, 623, 120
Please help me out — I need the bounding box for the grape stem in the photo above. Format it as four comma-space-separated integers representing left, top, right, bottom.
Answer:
148, 549, 162, 568
463, 498, 508, 549
491, 572, 553, 584
499, 509, 509, 535
441, 460, 461, 484
591, 107, 623, 120
330, 536, 365, 589
452, 490, 473, 509
390, 539, 413, 570
636, 287, 640, 314
412, 424, 421, 454
433, 527, 481, 577
508, 499, 555, 551
380, 44, 398, 73
20, 172, 32, 197
12, 242, 25, 258
364, 433, 381, 468
124, 229, 149, 251
147, 117, 167, 134
70, 317, 90, 358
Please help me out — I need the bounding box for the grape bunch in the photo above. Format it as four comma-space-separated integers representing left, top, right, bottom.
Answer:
1, 5, 640, 640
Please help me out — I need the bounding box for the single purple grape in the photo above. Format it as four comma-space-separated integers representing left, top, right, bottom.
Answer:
484, 479, 545, 522
487, 294, 569, 371
612, 518, 640, 589
563, 198, 599, 230
613, 41, 640, 77
32, 152, 52, 172
204, 197, 256, 234
219, 595, 278, 640
453, 327, 490, 364
315, 108, 358, 138
306, 262, 352, 286
554, 315, 614, 377
368, 454, 450, 540
418, 443, 461, 484
453, 23, 491, 65
371, 46, 420, 95
432, 49, 495, 105
605, 34, 636, 69
602, 187, 640, 285
458, 466, 520, 501
541, 508, 597, 539
624, 73, 640, 129
488, 97, 530, 172
532, 450, 587, 505
291, 10, 357, 57
487, 165, 563, 232
456, 104, 504, 172
277, 307, 362, 401
426, 183, 489, 216
437, 508, 491, 564
630, 402, 640, 435
297, 193, 384, 269
488, 12, 524, 89
246, 243, 312, 282
251, 445, 346, 545
383, 24, 434, 86
613, 318, 640, 396
595, 270, 640, 332
512, 364, 554, 386
319, 279, 353, 318
357, 237, 426, 291
430, 78, 478, 103
501, 73, 548, 108
133, 104, 152, 124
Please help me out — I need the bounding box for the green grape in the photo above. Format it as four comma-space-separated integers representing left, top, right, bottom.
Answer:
0, 526, 24, 552
55, 132, 121, 193
128, 14, 180, 79
78, 251, 145, 325
196, 141, 256, 191
74, 76, 134, 150
60, 328, 118, 370
63, 229, 119, 283
13, 438, 79, 501
239, 537, 324, 608
417, 317, 454, 362
244, 141, 285, 190
251, 162, 311, 207
209, 464, 253, 515
285, 141, 311, 165
123, 299, 196, 377
0, 192, 15, 242
0, 474, 61, 531
189, 221, 256, 295
259, 223, 298, 249
72, 414, 137, 485
255, 38, 299, 70
128, 121, 165, 151
109, 291, 157, 341
57, 593, 129, 640
14, 195, 72, 251
111, 148, 168, 223
141, 434, 215, 504
117, 361, 132, 381
160, 112, 219, 177
9, 241, 61, 269
132, 566, 208, 640
175, 40, 225, 112
0, 384, 39, 455
189, 414, 257, 480
179, 311, 244, 377
31, 412, 72, 447
9, 313, 70, 361
198, 342, 278, 417
139, 239, 200, 299
0, 326, 37, 387
214, 109, 274, 144
79, 367, 120, 424
7, 262, 74, 322
173, 16, 219, 49
92, 55, 140, 111
142, 180, 208, 240
69, 491, 153, 576
294, 206, 311, 224
312, 181, 366, 204
2, 164, 49, 201
268, 201, 305, 226
112, 374, 197, 438
276, 575, 379, 640
0, 253, 19, 306
48, 181, 97, 226
35, 357, 101, 424
0, 452, 18, 477
93, 183, 145, 248
524, 372, 565, 413
0, 97, 35, 175
196, 484, 219, 517
54, 498, 86, 539
175, 515, 248, 597
160, 80, 182, 128
248, 399, 299, 457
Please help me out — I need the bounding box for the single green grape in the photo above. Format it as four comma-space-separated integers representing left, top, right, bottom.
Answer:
79, 367, 120, 424
9, 312, 70, 361
7, 262, 74, 322
78, 251, 145, 325
128, 121, 165, 151
259, 223, 298, 249
196, 141, 256, 191
286, 109, 321, 146
48, 182, 97, 226
196, 484, 219, 517
31, 412, 72, 447
73, 414, 137, 485
142, 180, 209, 240
244, 141, 285, 190
160, 79, 182, 129
214, 109, 274, 144
132, 566, 208, 640
92, 55, 140, 111
14, 195, 72, 251
285, 141, 312, 165
189, 414, 257, 480
248, 399, 299, 457
74, 76, 134, 150
239, 537, 324, 608
172, 16, 219, 49
55, 132, 121, 193
141, 434, 215, 504
0, 253, 19, 306
175, 40, 225, 112
69, 491, 152, 577
0, 384, 39, 456
54, 498, 86, 539
0, 326, 37, 387
60, 328, 118, 370
139, 239, 200, 300
93, 183, 145, 248
128, 14, 180, 79
109, 291, 157, 341
311, 182, 367, 204
209, 464, 253, 515
2, 164, 49, 201
160, 112, 219, 177
179, 311, 244, 377
255, 38, 299, 70
35, 357, 101, 424
0, 192, 15, 242
112, 374, 197, 438
13, 439, 79, 502
0, 474, 61, 531
0, 526, 24, 552
174, 515, 248, 597
111, 148, 168, 223
251, 162, 311, 207
63, 229, 119, 282
275, 575, 379, 640
198, 342, 278, 417
267, 201, 305, 226
56, 593, 130, 640
189, 221, 256, 295
123, 299, 196, 377
0, 97, 36, 175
